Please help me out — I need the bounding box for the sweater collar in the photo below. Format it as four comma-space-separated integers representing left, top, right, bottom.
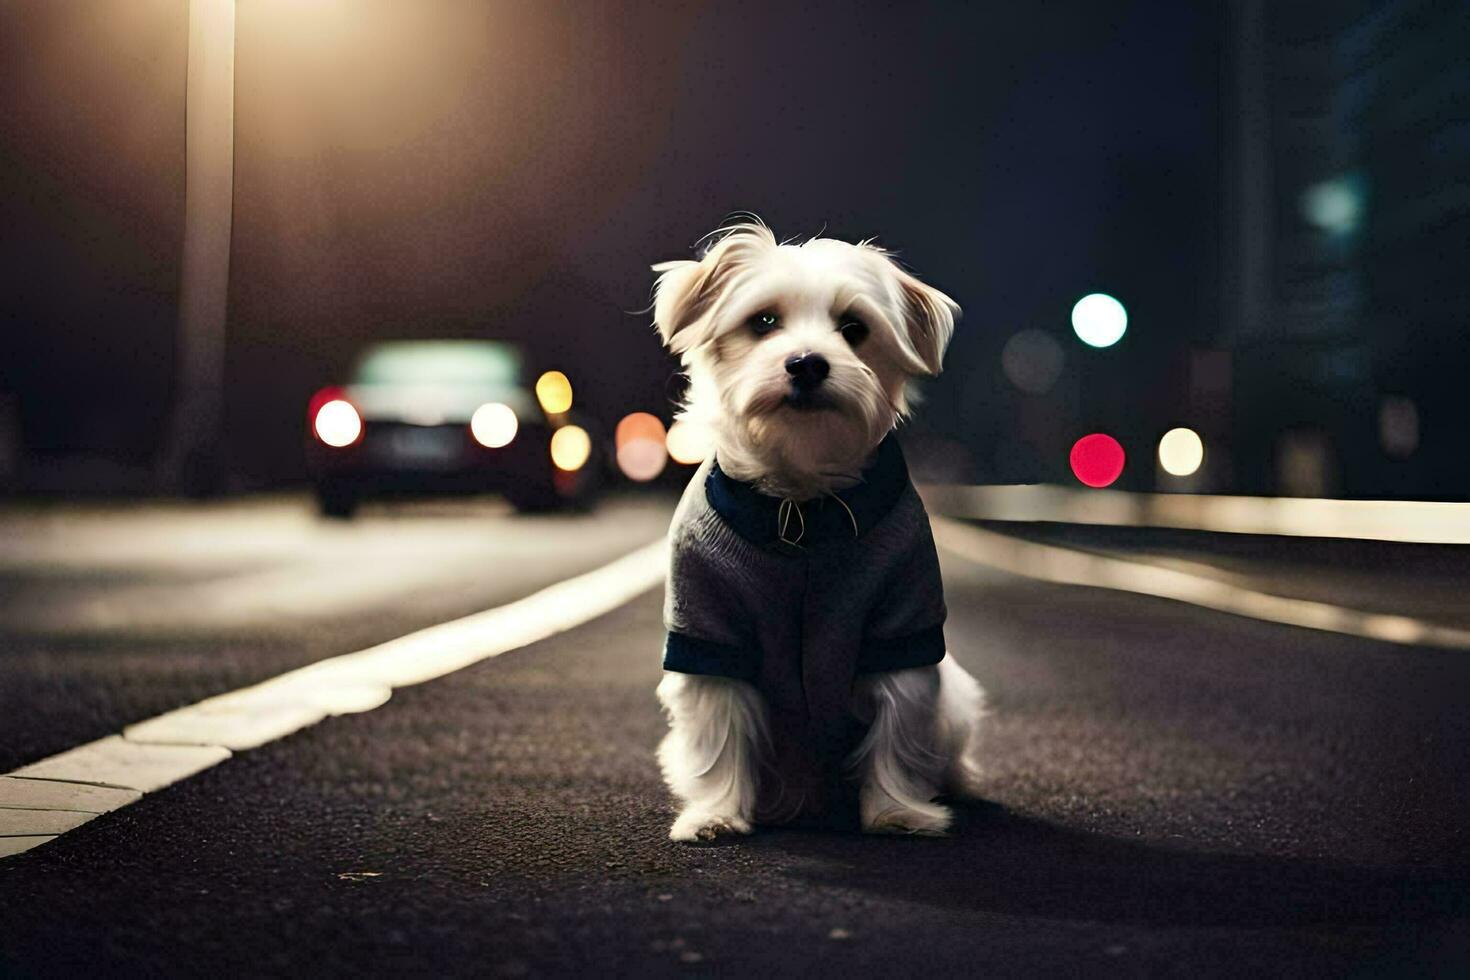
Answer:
705, 434, 910, 550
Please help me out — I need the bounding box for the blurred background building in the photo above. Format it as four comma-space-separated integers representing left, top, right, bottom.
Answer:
0, 0, 1465, 500
1222, 0, 1469, 499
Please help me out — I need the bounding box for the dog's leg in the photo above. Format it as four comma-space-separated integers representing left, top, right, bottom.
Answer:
935, 654, 988, 799
849, 662, 953, 835
656, 671, 766, 842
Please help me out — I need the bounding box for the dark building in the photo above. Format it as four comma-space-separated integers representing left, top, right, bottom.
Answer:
1222, 0, 1470, 500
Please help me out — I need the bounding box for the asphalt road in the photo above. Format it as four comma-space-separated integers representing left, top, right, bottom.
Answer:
2, 494, 1468, 976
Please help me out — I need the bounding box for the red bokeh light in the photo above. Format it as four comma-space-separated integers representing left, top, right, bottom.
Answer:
1069, 433, 1125, 488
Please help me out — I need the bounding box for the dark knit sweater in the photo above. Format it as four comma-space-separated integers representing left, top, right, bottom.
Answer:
662, 434, 947, 823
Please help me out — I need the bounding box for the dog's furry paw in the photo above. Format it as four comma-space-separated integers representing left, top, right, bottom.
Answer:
862, 803, 953, 837
669, 811, 753, 843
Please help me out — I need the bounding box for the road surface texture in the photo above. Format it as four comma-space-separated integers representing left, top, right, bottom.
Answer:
2, 495, 1468, 976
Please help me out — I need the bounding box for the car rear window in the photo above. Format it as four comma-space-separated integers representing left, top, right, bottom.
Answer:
352, 341, 523, 386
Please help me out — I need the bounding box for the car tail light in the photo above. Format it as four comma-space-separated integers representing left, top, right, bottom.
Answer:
309, 387, 363, 448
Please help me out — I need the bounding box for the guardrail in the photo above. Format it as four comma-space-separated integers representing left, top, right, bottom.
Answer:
920, 484, 1470, 546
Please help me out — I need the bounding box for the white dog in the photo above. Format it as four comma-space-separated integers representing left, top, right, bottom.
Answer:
651, 220, 986, 842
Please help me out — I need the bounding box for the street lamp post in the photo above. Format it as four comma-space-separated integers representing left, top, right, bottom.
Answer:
159, 0, 235, 494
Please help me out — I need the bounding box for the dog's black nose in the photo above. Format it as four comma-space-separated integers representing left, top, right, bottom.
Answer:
784, 353, 830, 390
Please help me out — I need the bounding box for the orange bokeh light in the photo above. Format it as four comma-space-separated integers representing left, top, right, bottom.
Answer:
615, 412, 668, 482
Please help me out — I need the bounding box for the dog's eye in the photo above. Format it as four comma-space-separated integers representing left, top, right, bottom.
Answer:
748, 311, 780, 336
839, 316, 869, 347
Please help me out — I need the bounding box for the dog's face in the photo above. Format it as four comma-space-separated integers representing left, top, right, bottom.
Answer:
652, 223, 959, 494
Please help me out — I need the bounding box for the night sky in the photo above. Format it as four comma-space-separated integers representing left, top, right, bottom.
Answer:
0, 0, 1219, 486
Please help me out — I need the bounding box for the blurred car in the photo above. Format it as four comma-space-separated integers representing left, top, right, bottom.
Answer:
305, 340, 601, 517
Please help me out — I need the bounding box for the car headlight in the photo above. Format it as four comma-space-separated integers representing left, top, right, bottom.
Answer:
313, 399, 363, 448
470, 402, 518, 448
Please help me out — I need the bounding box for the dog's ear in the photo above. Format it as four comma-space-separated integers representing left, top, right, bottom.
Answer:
651, 260, 709, 352
892, 266, 960, 376
652, 222, 776, 353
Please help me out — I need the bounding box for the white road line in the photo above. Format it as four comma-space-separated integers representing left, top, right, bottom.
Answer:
12, 739, 234, 793
0, 777, 141, 812
923, 484, 1470, 545
0, 808, 95, 836
0, 538, 669, 859
0, 837, 54, 858
932, 517, 1470, 650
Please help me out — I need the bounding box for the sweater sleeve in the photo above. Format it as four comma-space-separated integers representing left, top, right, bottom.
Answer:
662, 507, 763, 681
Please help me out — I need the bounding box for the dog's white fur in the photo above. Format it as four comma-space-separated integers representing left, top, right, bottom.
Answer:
651, 220, 987, 841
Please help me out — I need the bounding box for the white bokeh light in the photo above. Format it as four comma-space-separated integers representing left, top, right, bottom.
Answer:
665, 420, 715, 465
1158, 427, 1204, 477
313, 399, 362, 448
1071, 293, 1128, 348
470, 402, 518, 448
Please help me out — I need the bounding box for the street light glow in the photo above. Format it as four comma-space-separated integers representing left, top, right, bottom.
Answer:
1071, 293, 1128, 348
1158, 427, 1204, 477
